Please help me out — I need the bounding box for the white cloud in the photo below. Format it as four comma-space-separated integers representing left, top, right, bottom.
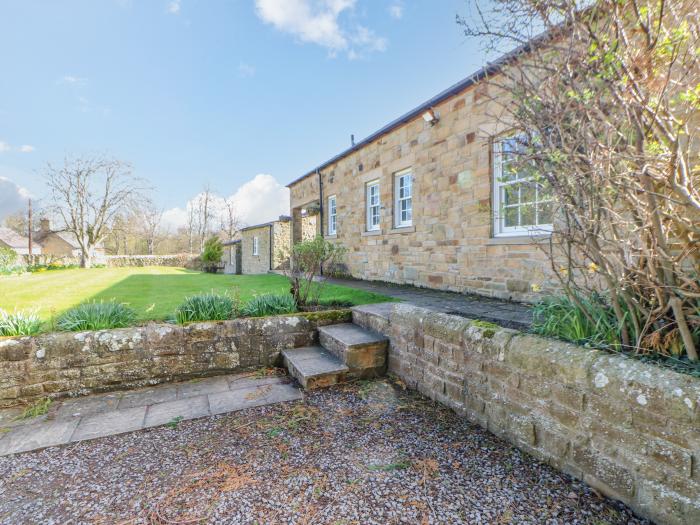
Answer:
0, 141, 33, 153
167, 0, 181, 14
161, 174, 290, 232
238, 62, 256, 78
0, 176, 31, 220
59, 75, 87, 86
161, 206, 189, 231
388, 1, 403, 19
255, 0, 386, 58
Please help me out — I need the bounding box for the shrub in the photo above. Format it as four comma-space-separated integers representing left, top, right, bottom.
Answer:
241, 294, 297, 317
201, 237, 224, 273
0, 246, 23, 275
174, 293, 235, 324
284, 236, 347, 307
0, 309, 43, 336
57, 301, 137, 331
533, 294, 628, 350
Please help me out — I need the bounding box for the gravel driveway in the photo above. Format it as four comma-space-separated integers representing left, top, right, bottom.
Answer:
0, 378, 647, 524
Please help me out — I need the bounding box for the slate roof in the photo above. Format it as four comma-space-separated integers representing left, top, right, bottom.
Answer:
0, 227, 30, 249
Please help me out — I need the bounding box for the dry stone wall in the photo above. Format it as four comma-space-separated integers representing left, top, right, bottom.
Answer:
387, 303, 700, 525
0, 311, 350, 408
105, 254, 199, 268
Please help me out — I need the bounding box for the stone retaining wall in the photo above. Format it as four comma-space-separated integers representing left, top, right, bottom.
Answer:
105, 254, 199, 268
387, 304, 700, 525
0, 310, 350, 408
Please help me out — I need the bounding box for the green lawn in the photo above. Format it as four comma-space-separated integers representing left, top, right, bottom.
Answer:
0, 267, 392, 323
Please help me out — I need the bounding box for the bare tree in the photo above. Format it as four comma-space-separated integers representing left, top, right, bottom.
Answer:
139, 199, 163, 255
45, 155, 144, 267
459, 0, 699, 360
221, 196, 241, 240
186, 202, 196, 254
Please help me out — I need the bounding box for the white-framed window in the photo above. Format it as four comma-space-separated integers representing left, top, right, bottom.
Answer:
366, 180, 381, 231
493, 135, 553, 236
327, 195, 337, 235
252, 236, 259, 256
394, 169, 413, 228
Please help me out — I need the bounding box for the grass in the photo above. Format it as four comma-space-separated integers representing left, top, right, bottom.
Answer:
20, 398, 52, 419
0, 267, 393, 329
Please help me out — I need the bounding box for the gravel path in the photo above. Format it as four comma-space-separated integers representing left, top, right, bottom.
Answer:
0, 378, 647, 524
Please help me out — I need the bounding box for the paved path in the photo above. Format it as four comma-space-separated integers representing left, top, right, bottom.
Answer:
0, 374, 301, 456
327, 277, 533, 330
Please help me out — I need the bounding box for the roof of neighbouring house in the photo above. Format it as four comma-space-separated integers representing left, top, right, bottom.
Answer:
34, 229, 104, 250
286, 36, 543, 188
0, 227, 30, 250
222, 239, 241, 246
239, 215, 292, 233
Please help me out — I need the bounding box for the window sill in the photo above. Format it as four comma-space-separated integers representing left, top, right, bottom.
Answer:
389, 225, 415, 234
361, 230, 382, 237
324, 234, 338, 240
487, 234, 551, 245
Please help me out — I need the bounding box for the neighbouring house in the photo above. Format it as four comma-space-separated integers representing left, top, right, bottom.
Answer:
222, 238, 242, 275
33, 218, 105, 260
0, 227, 40, 256
287, 61, 557, 303
239, 217, 291, 275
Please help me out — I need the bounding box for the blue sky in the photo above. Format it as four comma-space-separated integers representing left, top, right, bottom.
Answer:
0, 0, 492, 228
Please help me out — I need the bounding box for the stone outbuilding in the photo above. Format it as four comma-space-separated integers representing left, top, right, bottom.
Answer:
287, 60, 558, 303
222, 239, 241, 275
239, 216, 291, 275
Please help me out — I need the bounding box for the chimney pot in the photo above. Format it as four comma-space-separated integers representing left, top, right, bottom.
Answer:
40, 218, 50, 232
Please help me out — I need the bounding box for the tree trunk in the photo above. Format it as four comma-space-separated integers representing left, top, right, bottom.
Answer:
81, 251, 92, 269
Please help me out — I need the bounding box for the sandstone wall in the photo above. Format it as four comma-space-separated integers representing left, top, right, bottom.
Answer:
0, 311, 351, 408
289, 81, 557, 302
387, 303, 700, 525
241, 226, 271, 275
272, 220, 291, 270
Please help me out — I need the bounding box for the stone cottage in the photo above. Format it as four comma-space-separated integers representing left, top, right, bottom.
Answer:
287, 63, 557, 303
0, 227, 40, 256
238, 216, 291, 275
33, 219, 105, 260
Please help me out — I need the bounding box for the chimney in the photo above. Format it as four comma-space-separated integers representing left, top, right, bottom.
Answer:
40, 218, 51, 233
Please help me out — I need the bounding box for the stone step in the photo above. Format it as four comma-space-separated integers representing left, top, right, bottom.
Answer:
317, 323, 388, 378
282, 346, 349, 390
351, 303, 393, 334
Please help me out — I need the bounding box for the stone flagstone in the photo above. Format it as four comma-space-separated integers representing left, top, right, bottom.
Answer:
0, 373, 302, 457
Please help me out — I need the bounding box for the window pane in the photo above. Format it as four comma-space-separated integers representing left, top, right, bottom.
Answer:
503, 184, 520, 206
521, 182, 537, 203
504, 206, 519, 227
538, 201, 553, 224
520, 203, 536, 226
